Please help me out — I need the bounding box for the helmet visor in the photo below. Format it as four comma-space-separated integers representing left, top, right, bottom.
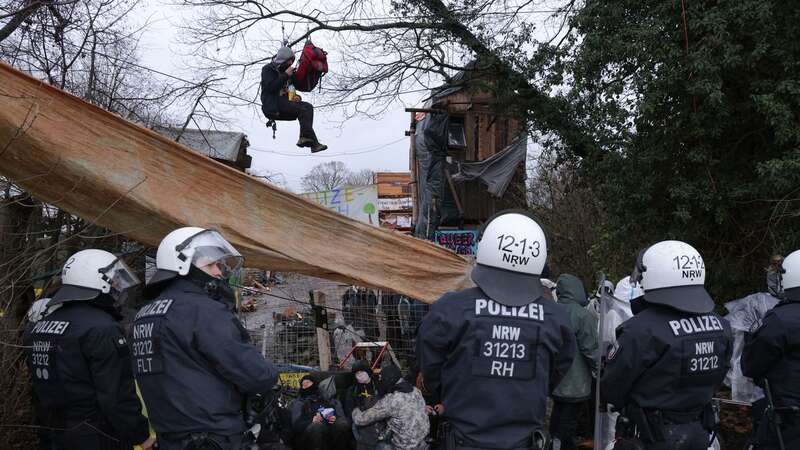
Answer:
100, 258, 141, 292
185, 230, 244, 276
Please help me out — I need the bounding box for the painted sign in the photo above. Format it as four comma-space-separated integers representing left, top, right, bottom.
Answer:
378, 197, 412, 211
435, 230, 479, 256
278, 372, 310, 389
301, 185, 379, 225
380, 213, 413, 229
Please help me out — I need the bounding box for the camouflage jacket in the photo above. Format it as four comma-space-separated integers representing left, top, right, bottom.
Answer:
352, 388, 429, 450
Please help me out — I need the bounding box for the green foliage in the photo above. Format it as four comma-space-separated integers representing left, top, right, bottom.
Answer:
544, 0, 800, 301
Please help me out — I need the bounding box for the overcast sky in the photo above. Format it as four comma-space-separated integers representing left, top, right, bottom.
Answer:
135, 2, 425, 192
134, 1, 563, 192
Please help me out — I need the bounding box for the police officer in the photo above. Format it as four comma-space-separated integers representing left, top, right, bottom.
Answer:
23, 249, 154, 449
417, 211, 576, 450
132, 227, 278, 450
601, 241, 733, 450
742, 249, 800, 449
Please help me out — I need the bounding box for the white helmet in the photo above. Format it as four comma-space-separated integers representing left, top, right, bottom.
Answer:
631, 240, 713, 314
782, 249, 800, 294
26, 298, 60, 323
50, 249, 140, 306
147, 227, 243, 286
471, 211, 548, 306
613, 276, 644, 302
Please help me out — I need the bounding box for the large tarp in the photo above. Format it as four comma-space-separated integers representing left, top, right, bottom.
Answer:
0, 62, 472, 303
452, 136, 527, 198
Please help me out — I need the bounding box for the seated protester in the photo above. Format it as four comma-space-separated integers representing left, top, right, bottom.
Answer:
290, 375, 351, 450
260, 46, 327, 153
344, 360, 379, 417
345, 361, 387, 450
352, 364, 429, 450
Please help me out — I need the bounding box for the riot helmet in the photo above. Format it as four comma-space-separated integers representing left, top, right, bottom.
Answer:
147, 227, 243, 288
630, 240, 714, 314
781, 249, 800, 300
49, 249, 140, 306
26, 298, 61, 323
471, 211, 548, 306
613, 276, 644, 302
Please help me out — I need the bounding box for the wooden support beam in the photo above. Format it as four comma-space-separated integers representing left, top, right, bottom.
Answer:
404, 107, 446, 114
311, 290, 332, 370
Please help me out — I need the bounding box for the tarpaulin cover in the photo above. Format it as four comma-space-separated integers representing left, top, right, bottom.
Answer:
0, 62, 472, 303
724, 292, 780, 403
452, 136, 527, 198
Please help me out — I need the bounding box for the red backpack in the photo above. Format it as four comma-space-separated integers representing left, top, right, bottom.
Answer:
293, 40, 328, 92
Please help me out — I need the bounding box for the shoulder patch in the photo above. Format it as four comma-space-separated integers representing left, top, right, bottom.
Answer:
114, 335, 130, 357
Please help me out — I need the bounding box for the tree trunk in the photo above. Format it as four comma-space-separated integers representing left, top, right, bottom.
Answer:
0, 1, 44, 44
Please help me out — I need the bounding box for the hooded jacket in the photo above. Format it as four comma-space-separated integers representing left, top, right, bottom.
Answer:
260, 47, 294, 117
352, 365, 429, 450
344, 360, 378, 418
289, 374, 345, 435
552, 274, 599, 401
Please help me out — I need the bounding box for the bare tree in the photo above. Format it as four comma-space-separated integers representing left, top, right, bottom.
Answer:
0, 0, 222, 127
526, 149, 603, 283
0, 0, 211, 445
345, 168, 375, 187
173, 0, 591, 151
300, 161, 352, 193
0, 0, 79, 44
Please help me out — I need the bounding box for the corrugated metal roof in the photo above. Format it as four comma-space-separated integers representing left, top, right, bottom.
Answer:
154, 127, 248, 162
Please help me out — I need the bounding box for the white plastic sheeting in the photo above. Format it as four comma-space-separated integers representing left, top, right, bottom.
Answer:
723, 292, 780, 403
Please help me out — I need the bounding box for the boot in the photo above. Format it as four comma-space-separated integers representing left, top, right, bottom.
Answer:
310, 142, 328, 153
296, 137, 315, 148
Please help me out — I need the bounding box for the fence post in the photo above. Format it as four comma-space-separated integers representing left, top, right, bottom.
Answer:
311, 290, 332, 370
261, 321, 268, 358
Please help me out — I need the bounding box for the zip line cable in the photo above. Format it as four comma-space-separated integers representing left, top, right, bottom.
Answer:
248, 136, 406, 158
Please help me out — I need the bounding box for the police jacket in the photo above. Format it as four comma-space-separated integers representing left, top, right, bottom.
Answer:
260, 63, 290, 117
417, 287, 575, 448
742, 300, 800, 407
601, 304, 732, 414
24, 301, 150, 445
132, 278, 278, 436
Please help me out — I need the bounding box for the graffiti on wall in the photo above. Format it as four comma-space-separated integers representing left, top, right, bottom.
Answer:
301, 185, 379, 224
434, 230, 478, 256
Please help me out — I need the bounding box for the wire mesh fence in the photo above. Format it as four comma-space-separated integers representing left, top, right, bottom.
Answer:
237, 272, 429, 371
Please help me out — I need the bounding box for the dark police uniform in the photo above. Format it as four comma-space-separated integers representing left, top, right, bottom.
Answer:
23, 301, 150, 449
132, 277, 278, 450
601, 304, 732, 449
417, 287, 575, 450
742, 300, 800, 449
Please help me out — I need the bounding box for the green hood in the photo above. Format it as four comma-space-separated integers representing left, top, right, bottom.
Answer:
556, 274, 588, 307
552, 273, 598, 401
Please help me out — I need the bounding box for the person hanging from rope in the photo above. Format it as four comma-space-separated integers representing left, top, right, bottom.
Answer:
261, 46, 328, 153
